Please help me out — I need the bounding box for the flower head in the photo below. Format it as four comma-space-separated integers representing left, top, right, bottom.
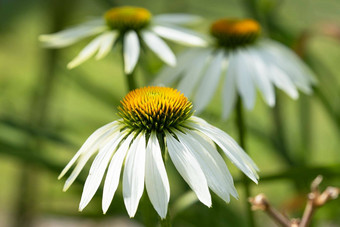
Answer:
210, 18, 260, 48
104, 7, 151, 31
154, 18, 317, 119
59, 86, 258, 219
118, 86, 192, 131
39, 6, 207, 73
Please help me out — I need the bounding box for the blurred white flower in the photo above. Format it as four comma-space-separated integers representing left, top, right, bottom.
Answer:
59, 86, 258, 219
154, 19, 317, 119
39, 6, 207, 73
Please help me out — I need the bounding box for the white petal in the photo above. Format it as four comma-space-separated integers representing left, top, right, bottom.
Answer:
175, 129, 238, 202
258, 48, 299, 99
60, 124, 122, 192
245, 47, 275, 106
194, 50, 225, 113
123, 133, 146, 217
165, 131, 211, 206
145, 132, 170, 219
187, 130, 237, 198
153, 14, 202, 25
141, 30, 176, 66
153, 48, 201, 86
95, 31, 118, 60
177, 48, 212, 98
39, 20, 107, 48
262, 40, 316, 85
67, 33, 107, 69
59, 121, 119, 179
186, 116, 259, 183
222, 53, 238, 119
151, 25, 207, 47
123, 30, 140, 74
79, 132, 125, 211
259, 40, 315, 93
234, 49, 256, 110
102, 133, 134, 213
62, 130, 121, 192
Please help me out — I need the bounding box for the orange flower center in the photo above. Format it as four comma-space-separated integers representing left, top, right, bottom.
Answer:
119, 86, 193, 132
104, 6, 151, 31
210, 18, 261, 48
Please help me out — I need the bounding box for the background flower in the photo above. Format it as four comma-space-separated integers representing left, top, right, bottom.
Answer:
155, 18, 317, 119
39, 6, 207, 73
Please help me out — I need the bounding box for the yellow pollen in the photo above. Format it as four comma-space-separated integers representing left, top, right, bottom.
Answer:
210, 18, 261, 48
104, 6, 151, 31
119, 86, 193, 131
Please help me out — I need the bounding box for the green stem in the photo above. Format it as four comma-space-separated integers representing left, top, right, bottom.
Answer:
160, 212, 172, 227
235, 97, 255, 227
272, 93, 295, 166
298, 94, 311, 164
241, 0, 260, 20
314, 87, 340, 134
125, 69, 137, 91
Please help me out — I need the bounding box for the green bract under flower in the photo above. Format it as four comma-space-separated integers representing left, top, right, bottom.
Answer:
210, 18, 261, 48
104, 6, 152, 31
118, 86, 193, 132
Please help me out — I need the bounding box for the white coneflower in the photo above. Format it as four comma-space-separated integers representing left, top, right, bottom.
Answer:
59, 86, 259, 219
39, 6, 207, 73
154, 18, 317, 119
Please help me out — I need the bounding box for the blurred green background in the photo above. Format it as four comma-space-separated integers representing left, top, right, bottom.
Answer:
1, 0, 340, 226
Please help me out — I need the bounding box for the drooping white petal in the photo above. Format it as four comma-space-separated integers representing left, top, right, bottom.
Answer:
153, 14, 202, 25
165, 131, 211, 207
222, 52, 238, 119
59, 121, 119, 180
95, 31, 119, 60
186, 129, 237, 198
151, 25, 207, 47
60, 125, 122, 191
123, 30, 140, 74
185, 116, 259, 183
123, 133, 146, 217
258, 49, 299, 99
153, 48, 201, 86
259, 40, 315, 93
175, 129, 238, 202
141, 30, 176, 66
102, 133, 134, 214
62, 129, 121, 192
39, 19, 107, 48
234, 49, 256, 110
261, 40, 317, 85
79, 132, 126, 211
245, 47, 275, 106
67, 33, 108, 69
145, 132, 170, 219
194, 50, 225, 113
177, 48, 212, 97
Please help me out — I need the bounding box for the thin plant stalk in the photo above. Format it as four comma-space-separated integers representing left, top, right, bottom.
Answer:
241, 0, 260, 20
160, 212, 172, 227
235, 97, 255, 227
272, 92, 295, 166
298, 94, 311, 164
126, 69, 137, 91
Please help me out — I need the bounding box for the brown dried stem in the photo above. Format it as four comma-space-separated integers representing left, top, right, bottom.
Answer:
249, 175, 339, 227
249, 194, 291, 227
